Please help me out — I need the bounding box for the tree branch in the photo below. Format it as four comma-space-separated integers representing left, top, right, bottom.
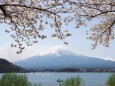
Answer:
97, 20, 115, 40
0, 4, 57, 15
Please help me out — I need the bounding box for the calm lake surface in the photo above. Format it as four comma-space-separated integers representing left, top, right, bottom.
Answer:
0, 73, 111, 86
27, 72, 110, 86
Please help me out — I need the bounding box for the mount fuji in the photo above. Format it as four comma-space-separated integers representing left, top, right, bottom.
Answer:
14, 45, 115, 70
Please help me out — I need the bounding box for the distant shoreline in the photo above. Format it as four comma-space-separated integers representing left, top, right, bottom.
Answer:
26, 68, 115, 73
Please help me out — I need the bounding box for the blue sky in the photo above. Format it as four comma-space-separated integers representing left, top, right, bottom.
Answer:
0, 19, 115, 62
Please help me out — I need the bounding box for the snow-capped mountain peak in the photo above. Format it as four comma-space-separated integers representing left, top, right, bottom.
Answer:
38, 45, 80, 56
15, 45, 115, 69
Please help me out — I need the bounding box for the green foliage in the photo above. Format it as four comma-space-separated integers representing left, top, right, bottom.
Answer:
0, 73, 37, 86
64, 76, 84, 86
107, 73, 115, 86
1, 73, 115, 86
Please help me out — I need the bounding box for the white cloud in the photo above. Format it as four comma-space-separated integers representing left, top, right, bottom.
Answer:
1, 44, 114, 63
0, 44, 69, 62
0, 44, 49, 62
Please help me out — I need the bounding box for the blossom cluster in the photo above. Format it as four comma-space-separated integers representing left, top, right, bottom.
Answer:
0, 0, 114, 53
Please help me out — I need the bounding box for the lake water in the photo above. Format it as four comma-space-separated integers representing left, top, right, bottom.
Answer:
25, 72, 110, 86
0, 72, 111, 86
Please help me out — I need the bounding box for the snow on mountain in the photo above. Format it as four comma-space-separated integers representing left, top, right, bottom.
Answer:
38, 45, 82, 56
14, 45, 115, 69
104, 57, 115, 61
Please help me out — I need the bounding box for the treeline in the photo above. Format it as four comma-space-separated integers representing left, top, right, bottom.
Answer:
28, 68, 115, 72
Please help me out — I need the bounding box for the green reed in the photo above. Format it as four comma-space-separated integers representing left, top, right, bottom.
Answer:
107, 73, 115, 86
63, 76, 84, 86
0, 73, 37, 86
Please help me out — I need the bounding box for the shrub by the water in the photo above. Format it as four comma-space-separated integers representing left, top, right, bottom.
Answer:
1, 73, 115, 86
64, 76, 84, 86
0, 73, 37, 86
107, 73, 115, 86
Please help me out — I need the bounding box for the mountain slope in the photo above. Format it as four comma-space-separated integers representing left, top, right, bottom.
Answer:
0, 58, 26, 73
15, 46, 115, 69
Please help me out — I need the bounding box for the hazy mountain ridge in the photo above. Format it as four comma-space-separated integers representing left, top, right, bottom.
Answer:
14, 46, 115, 70
0, 58, 26, 73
